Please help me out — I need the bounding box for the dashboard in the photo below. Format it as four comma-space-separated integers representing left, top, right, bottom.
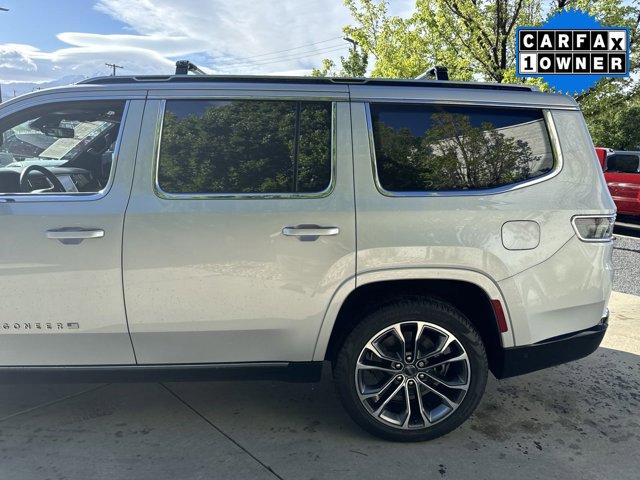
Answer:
0, 166, 96, 194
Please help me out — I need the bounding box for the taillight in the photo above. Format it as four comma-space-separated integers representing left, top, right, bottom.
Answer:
571, 215, 615, 242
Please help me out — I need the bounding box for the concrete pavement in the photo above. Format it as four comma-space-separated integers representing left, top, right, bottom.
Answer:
0, 292, 638, 480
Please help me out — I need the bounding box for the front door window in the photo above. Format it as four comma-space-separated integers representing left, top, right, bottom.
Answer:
0, 100, 125, 195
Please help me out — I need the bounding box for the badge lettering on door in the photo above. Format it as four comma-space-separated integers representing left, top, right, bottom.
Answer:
1, 322, 81, 331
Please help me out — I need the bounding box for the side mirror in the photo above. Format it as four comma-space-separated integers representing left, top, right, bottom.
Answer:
43, 126, 75, 138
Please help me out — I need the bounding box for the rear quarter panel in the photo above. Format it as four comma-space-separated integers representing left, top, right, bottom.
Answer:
349, 96, 614, 347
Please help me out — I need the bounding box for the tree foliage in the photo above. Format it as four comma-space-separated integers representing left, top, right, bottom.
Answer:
317, 0, 640, 149
312, 45, 368, 77
333, 0, 640, 83
580, 81, 640, 150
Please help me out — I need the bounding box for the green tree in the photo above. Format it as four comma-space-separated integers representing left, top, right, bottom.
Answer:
336, 0, 471, 79
319, 0, 640, 149
318, 0, 546, 81
580, 82, 640, 150
320, 0, 640, 84
312, 44, 368, 77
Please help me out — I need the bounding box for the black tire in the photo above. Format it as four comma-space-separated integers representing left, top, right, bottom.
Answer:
334, 298, 488, 442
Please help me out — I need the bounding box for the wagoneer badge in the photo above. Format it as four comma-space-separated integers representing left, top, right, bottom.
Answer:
1, 322, 80, 331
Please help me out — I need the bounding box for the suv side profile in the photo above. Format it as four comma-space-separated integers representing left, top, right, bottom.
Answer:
0, 72, 614, 442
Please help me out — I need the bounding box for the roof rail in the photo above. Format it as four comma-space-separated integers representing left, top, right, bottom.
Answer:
175, 60, 206, 75
76, 74, 534, 91
416, 66, 449, 81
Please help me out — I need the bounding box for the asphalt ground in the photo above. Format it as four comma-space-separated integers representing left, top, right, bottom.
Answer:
613, 227, 640, 296
0, 292, 638, 480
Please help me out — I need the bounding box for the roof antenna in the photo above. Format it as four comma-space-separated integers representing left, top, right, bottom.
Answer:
175, 60, 206, 75
416, 66, 449, 81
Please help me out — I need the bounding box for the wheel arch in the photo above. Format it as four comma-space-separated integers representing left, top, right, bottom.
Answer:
313, 269, 514, 376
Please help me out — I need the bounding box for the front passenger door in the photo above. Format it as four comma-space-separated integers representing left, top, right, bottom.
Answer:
0, 98, 143, 366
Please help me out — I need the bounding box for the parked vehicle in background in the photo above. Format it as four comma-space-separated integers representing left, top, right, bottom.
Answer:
0, 66, 615, 442
596, 147, 640, 218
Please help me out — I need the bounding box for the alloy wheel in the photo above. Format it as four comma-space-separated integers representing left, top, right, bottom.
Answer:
354, 321, 471, 429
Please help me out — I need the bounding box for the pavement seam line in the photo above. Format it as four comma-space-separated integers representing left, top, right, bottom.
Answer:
0, 383, 109, 423
160, 383, 285, 480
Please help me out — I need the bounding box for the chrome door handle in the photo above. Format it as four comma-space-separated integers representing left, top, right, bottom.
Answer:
46, 228, 105, 240
282, 225, 339, 240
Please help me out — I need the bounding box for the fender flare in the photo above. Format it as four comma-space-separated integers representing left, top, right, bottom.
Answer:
312, 268, 515, 361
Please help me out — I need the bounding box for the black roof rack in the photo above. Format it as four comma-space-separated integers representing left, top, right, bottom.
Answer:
416, 66, 449, 81
77, 75, 533, 91
175, 60, 206, 75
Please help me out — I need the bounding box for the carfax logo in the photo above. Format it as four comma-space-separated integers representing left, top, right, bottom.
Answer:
516, 9, 630, 95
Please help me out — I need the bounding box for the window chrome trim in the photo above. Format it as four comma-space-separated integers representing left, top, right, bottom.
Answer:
366, 103, 564, 198
148, 92, 349, 102
356, 97, 579, 111
153, 99, 337, 200
0, 100, 130, 203
0, 93, 144, 119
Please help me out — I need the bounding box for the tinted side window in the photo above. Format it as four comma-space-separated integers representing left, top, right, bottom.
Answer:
158, 100, 332, 195
607, 154, 640, 173
370, 104, 554, 192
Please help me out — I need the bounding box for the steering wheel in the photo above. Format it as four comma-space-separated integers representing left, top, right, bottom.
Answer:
19, 165, 66, 193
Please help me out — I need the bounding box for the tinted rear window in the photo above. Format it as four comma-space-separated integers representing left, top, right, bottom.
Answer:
370, 104, 554, 192
158, 100, 332, 195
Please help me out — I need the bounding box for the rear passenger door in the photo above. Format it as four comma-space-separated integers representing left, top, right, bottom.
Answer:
123, 89, 355, 364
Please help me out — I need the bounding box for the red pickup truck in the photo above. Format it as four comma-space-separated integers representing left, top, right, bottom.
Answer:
595, 147, 640, 217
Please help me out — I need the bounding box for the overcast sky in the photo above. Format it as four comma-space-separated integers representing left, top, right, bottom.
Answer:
0, 0, 414, 84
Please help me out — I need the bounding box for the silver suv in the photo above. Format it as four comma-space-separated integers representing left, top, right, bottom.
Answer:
0, 72, 615, 441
